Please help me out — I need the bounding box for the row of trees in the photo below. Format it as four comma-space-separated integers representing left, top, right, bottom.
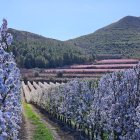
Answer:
19, 51, 88, 68
0, 20, 21, 139
24, 64, 140, 140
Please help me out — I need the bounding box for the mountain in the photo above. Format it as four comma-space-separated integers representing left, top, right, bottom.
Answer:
66, 16, 140, 59
8, 16, 140, 69
8, 29, 91, 68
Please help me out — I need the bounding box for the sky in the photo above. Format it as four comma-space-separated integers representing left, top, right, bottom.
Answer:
0, 0, 140, 41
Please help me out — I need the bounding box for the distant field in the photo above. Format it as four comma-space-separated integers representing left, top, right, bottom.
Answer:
96, 59, 139, 64
70, 64, 136, 69
45, 68, 123, 74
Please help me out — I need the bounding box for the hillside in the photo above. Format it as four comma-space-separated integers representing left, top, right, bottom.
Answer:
66, 16, 140, 59
8, 29, 91, 68
8, 16, 140, 69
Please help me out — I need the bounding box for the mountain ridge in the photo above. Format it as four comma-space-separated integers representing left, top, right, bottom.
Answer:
8, 15, 140, 68
66, 15, 140, 41
66, 15, 140, 59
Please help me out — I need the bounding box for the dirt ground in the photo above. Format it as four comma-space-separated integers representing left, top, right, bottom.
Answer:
19, 106, 36, 140
19, 104, 88, 140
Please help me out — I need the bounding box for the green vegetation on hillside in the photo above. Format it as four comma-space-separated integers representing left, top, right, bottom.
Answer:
9, 29, 92, 68
8, 16, 140, 68
67, 16, 140, 59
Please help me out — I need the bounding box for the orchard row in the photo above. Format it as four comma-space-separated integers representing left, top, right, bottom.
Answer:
23, 64, 140, 140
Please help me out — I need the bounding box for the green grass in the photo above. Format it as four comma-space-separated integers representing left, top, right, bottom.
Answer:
23, 102, 55, 140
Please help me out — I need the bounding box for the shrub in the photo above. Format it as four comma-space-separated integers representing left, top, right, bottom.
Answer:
56, 71, 63, 78
34, 71, 39, 77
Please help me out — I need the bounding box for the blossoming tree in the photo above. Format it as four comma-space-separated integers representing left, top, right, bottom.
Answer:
0, 19, 21, 140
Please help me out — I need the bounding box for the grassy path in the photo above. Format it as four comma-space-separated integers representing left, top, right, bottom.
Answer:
32, 105, 89, 140
23, 102, 55, 140
22, 102, 84, 140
